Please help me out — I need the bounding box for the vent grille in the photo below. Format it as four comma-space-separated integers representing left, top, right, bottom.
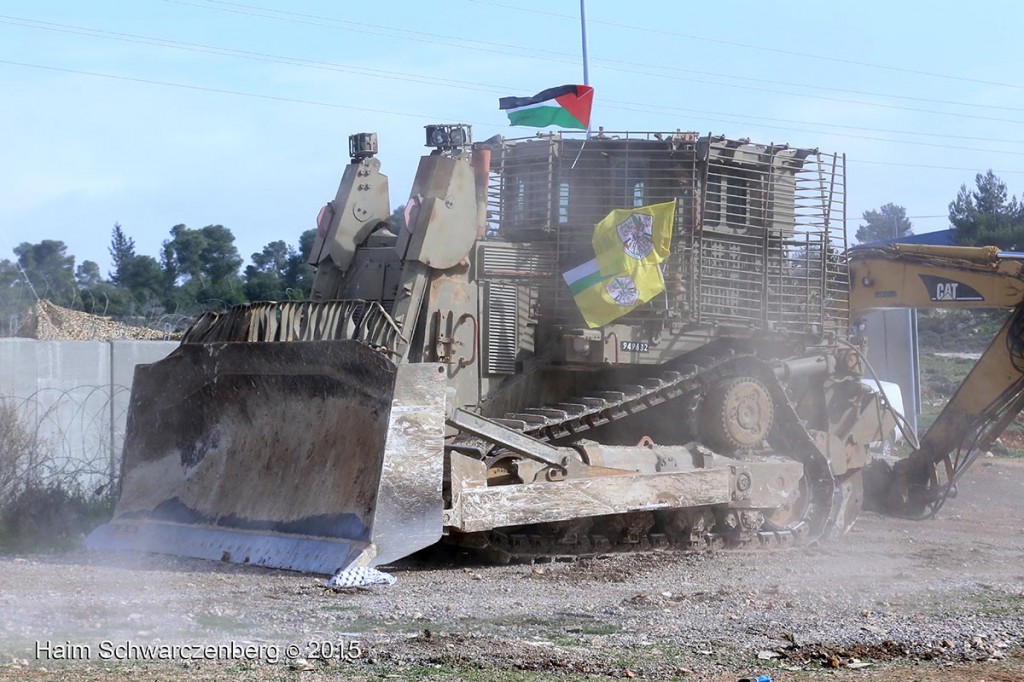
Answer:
484, 283, 518, 374
480, 244, 556, 279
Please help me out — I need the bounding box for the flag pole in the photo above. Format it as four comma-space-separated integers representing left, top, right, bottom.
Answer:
580, 0, 590, 86
573, 0, 592, 164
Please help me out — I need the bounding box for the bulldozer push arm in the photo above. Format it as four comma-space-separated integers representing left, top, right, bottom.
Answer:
849, 244, 1024, 515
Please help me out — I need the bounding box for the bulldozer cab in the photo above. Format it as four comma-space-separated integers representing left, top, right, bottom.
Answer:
482, 132, 849, 368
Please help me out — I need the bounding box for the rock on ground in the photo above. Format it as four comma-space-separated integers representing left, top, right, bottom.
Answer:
1, 458, 1023, 681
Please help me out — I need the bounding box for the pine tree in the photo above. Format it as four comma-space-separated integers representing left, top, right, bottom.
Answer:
950, 170, 1024, 250
855, 204, 913, 244
108, 223, 136, 286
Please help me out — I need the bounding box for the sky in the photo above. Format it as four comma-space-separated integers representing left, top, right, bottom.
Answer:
3, 0, 1024, 275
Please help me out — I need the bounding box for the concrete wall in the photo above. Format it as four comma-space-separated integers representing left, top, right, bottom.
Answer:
0, 339, 179, 487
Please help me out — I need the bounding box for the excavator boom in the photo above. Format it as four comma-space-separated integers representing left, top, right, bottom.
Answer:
849, 244, 1024, 515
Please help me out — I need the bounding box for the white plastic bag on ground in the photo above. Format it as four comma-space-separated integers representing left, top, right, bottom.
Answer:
324, 566, 397, 588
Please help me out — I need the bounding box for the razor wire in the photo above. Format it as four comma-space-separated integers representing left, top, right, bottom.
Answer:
0, 384, 133, 493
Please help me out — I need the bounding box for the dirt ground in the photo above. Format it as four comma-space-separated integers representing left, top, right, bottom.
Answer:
2, 458, 1023, 682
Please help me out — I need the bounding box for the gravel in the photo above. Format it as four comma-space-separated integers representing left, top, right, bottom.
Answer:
17, 300, 178, 341
1, 457, 1023, 681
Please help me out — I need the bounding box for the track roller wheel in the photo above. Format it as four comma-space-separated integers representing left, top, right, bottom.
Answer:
661, 508, 715, 549
700, 377, 774, 453
599, 512, 655, 545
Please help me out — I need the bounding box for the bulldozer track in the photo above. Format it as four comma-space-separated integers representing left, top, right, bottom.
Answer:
499, 348, 748, 443
451, 344, 841, 562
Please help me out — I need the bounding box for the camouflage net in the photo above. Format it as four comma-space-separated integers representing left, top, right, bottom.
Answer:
15, 300, 178, 341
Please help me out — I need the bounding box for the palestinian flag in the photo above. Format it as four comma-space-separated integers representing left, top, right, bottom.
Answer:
499, 85, 594, 130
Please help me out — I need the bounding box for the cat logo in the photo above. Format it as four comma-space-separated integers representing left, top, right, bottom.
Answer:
919, 274, 984, 302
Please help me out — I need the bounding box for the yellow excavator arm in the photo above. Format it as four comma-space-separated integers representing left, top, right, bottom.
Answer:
849, 244, 1024, 515
850, 244, 1024, 313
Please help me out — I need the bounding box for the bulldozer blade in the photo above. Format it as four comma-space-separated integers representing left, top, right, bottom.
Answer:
86, 341, 448, 575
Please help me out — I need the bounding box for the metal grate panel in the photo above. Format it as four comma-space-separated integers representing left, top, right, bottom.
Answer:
483, 283, 519, 374
487, 132, 848, 337
479, 243, 556, 280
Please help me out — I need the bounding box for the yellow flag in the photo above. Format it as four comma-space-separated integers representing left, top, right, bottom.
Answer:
563, 257, 665, 328
592, 201, 675, 277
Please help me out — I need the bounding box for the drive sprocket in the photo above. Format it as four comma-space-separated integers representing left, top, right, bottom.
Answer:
700, 376, 774, 453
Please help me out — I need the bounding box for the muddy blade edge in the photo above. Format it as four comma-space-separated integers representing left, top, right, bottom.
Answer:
86, 341, 448, 575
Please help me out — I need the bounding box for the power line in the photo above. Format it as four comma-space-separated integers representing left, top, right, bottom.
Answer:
848, 158, 1024, 175
8, 14, 1024, 148
0, 15, 507, 94
607, 99, 1024, 146
635, 67, 1024, 115
159, 0, 1024, 125
620, 62, 1024, 116
607, 101, 1024, 158
162, 0, 574, 61
467, 0, 1024, 93
0, 58, 499, 127
5, 57, 1024, 175
597, 62, 1024, 125
241, 0, 1024, 114
847, 213, 949, 220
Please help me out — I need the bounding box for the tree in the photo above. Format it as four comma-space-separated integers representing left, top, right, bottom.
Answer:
159, 241, 177, 302
98, 223, 168, 316
75, 261, 122, 316
199, 225, 244, 285
75, 261, 102, 290
388, 205, 407, 233
243, 231, 317, 301
164, 224, 205, 283
285, 229, 317, 297
243, 240, 290, 301
13, 240, 76, 307
950, 170, 1024, 250
855, 203, 913, 244
0, 260, 22, 296
0, 259, 31, 334
120, 255, 165, 309
162, 224, 244, 309
163, 224, 243, 286
108, 223, 135, 286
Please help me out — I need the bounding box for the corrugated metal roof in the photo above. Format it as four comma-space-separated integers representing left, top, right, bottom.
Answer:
859, 228, 955, 248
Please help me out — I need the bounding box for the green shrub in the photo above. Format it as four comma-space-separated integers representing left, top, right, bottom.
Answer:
0, 398, 115, 552
0, 483, 114, 551
0, 398, 37, 512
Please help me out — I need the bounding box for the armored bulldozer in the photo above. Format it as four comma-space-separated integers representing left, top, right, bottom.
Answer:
89, 126, 893, 574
